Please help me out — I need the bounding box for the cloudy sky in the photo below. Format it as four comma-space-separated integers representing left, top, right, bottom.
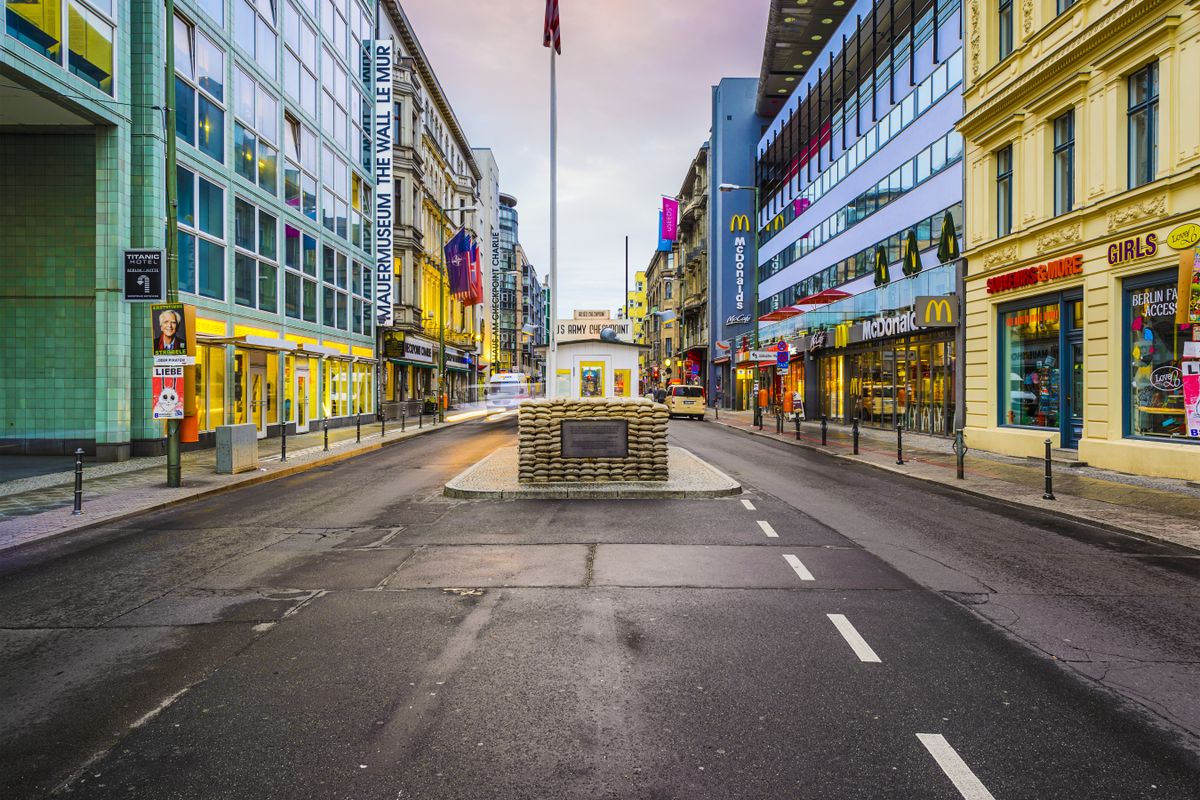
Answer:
402, 0, 769, 318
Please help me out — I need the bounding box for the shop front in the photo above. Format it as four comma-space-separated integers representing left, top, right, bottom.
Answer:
966, 228, 1200, 480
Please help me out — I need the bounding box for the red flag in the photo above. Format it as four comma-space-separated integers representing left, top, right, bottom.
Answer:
543, 0, 561, 54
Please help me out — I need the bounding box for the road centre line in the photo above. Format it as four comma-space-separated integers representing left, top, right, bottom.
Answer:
782, 553, 814, 581
826, 614, 881, 662
916, 734, 997, 800
741, 499, 756, 510
757, 519, 779, 538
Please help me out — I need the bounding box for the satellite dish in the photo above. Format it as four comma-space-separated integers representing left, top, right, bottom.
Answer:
599, 327, 618, 342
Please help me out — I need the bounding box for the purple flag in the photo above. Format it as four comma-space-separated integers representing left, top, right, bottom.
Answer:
661, 196, 678, 241
444, 228, 471, 295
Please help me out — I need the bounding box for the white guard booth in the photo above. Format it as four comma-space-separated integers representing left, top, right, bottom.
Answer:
554, 338, 646, 400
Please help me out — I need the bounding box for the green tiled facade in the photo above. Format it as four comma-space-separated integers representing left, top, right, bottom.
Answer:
3, 0, 378, 459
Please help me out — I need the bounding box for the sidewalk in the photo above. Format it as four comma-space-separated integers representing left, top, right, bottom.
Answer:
0, 407, 495, 555
707, 408, 1200, 552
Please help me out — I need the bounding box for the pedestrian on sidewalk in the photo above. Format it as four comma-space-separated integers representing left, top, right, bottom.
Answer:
654, 386, 667, 404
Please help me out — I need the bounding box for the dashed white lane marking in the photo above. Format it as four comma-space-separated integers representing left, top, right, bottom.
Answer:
916, 734, 997, 800
741, 499, 756, 511
782, 553, 814, 581
826, 614, 881, 663
757, 520, 779, 538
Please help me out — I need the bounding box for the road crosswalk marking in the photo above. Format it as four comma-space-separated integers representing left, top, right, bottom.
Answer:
741, 499, 756, 510
757, 520, 778, 538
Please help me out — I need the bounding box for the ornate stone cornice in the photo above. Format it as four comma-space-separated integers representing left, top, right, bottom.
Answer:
961, 0, 1169, 136
1107, 194, 1168, 232
1036, 222, 1082, 255
982, 244, 1020, 270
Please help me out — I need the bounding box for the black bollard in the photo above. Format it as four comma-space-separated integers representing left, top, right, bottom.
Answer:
715, 405, 719, 420
323, 418, 329, 452
399, 410, 405, 433
776, 412, 783, 434
896, 423, 904, 465
954, 428, 966, 480
820, 415, 828, 446
852, 417, 860, 455
419, 408, 423, 428
794, 415, 801, 441
280, 419, 287, 462
382, 411, 387, 438
72, 448, 84, 515
1043, 438, 1056, 500
356, 406, 361, 443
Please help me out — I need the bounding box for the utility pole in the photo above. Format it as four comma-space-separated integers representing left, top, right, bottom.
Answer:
164, 0, 181, 487
624, 235, 629, 321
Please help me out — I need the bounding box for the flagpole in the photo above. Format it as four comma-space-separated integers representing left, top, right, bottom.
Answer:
548, 46, 558, 398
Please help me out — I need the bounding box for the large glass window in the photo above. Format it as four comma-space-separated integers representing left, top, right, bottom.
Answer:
66, 1, 113, 94
998, 0, 1013, 60
996, 145, 1013, 237
6, 0, 62, 61
1127, 274, 1194, 441
1052, 110, 1074, 217
177, 165, 226, 299
233, 66, 279, 192
233, 198, 280, 311
1128, 62, 1159, 189
283, 113, 318, 221
235, 0, 276, 78
1001, 302, 1061, 428
175, 15, 224, 164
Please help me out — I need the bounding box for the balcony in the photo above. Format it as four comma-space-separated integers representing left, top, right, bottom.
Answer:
390, 304, 424, 333
684, 246, 706, 266
682, 291, 705, 312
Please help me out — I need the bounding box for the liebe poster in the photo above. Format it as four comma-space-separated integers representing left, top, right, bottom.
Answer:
1183, 361, 1200, 438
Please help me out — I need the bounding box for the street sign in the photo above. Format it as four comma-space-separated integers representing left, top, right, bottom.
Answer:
123, 249, 165, 301
776, 342, 789, 367
748, 350, 778, 362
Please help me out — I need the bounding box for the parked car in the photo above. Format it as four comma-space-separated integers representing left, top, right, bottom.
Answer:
666, 385, 705, 420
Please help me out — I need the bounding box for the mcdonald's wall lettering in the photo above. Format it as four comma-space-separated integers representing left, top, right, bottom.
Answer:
730, 214, 750, 313
914, 296, 956, 328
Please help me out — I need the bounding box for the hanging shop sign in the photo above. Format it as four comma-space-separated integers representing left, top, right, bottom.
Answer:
914, 296, 957, 328
372, 39, 395, 327
1107, 234, 1158, 265
401, 335, 436, 364
1166, 223, 1200, 251
555, 319, 633, 342
122, 249, 165, 301
986, 254, 1083, 295
1179, 248, 1200, 326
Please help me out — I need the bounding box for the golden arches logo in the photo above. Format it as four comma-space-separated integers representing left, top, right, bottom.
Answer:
772, 215, 784, 231
730, 214, 751, 232
916, 296, 955, 327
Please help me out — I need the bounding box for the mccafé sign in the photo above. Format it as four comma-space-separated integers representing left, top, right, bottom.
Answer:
986, 253, 1083, 295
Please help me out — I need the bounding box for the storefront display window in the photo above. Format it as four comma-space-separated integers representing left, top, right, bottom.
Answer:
1001, 302, 1060, 428
1126, 274, 1193, 441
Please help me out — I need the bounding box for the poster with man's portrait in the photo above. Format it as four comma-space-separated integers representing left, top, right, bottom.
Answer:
151, 303, 189, 356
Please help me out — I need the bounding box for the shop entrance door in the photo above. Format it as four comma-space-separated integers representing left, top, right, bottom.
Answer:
1064, 337, 1084, 448
295, 367, 310, 433
250, 367, 267, 439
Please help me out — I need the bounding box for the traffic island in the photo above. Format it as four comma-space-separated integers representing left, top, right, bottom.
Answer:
443, 445, 740, 499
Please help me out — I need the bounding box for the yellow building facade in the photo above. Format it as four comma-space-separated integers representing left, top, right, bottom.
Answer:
960, 0, 1200, 480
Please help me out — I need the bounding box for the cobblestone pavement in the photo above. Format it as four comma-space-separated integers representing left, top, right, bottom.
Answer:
707, 408, 1200, 551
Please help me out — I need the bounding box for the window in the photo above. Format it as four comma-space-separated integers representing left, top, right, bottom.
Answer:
1126, 273, 1194, 441
282, 1, 317, 117
177, 165, 225, 299
996, 145, 1013, 237
283, 113, 318, 221
322, 245, 349, 329
235, 0, 276, 77
1056, 0, 1077, 13
998, 0, 1013, 60
321, 144, 350, 240
233, 66, 278, 192
1128, 62, 1159, 189
175, 15, 224, 163
233, 198, 279, 312
1002, 302, 1061, 428
7, 0, 117, 96
1052, 110, 1074, 216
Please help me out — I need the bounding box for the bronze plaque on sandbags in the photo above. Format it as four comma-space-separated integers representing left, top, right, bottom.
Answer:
561, 420, 629, 458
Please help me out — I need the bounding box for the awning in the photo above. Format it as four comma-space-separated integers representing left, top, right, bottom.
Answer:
206, 334, 297, 351
794, 288, 852, 306
712, 356, 731, 365
298, 342, 343, 358
390, 358, 435, 369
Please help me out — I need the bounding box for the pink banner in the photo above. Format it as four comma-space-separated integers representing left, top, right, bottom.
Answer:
661, 196, 678, 241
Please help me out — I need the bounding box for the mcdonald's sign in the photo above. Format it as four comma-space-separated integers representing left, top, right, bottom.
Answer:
730, 214, 751, 232
914, 296, 956, 328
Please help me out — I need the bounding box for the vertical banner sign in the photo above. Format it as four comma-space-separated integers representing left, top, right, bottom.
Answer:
1179, 248, 1200, 326
1183, 361, 1200, 438
373, 40, 395, 327
661, 196, 679, 241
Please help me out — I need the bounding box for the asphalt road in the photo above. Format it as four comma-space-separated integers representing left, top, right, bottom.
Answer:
1, 416, 1197, 799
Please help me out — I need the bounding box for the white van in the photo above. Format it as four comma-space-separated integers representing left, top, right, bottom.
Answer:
486, 373, 531, 410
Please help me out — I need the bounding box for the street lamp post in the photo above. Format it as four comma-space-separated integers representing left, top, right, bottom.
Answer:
719, 183, 761, 422
438, 205, 477, 423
